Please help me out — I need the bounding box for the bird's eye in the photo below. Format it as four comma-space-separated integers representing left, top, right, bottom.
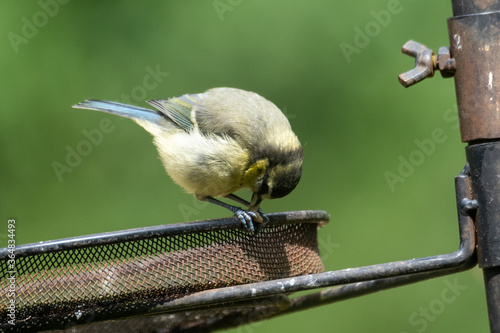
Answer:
258, 175, 270, 195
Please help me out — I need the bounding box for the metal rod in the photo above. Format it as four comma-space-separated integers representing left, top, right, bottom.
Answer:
147, 167, 475, 314
277, 166, 477, 316
283, 257, 477, 316
449, 0, 500, 330
484, 267, 500, 332
467, 143, 500, 331
0, 164, 476, 331
154, 224, 473, 313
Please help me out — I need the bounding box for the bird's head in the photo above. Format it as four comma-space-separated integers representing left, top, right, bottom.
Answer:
244, 147, 303, 211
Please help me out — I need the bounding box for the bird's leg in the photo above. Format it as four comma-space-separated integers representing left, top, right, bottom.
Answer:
200, 196, 259, 232
224, 193, 252, 207
225, 194, 266, 217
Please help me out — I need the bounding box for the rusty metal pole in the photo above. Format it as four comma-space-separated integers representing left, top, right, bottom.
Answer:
448, 1, 500, 331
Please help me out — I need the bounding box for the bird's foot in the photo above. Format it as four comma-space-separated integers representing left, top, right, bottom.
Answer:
199, 196, 269, 234
233, 208, 258, 232
233, 208, 269, 234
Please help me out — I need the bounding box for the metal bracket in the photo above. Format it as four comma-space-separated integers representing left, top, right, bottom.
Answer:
151, 165, 477, 316
0, 166, 477, 332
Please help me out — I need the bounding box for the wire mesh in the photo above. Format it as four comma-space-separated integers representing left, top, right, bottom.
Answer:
0, 211, 328, 332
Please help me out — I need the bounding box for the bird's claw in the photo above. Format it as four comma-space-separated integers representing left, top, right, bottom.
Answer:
234, 208, 268, 234
253, 213, 269, 235
257, 208, 267, 221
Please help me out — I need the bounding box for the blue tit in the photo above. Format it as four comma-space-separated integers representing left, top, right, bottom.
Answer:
73, 87, 302, 232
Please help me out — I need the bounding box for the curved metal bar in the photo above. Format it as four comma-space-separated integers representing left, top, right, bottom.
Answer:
0, 210, 329, 259
283, 252, 477, 315
0, 167, 476, 329
152, 166, 476, 313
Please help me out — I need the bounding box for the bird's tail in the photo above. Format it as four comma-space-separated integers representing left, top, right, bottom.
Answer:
73, 100, 163, 124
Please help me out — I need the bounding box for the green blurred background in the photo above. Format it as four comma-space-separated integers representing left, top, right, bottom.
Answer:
0, 0, 488, 332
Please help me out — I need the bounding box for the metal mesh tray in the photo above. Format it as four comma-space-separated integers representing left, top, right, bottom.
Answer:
0, 210, 329, 332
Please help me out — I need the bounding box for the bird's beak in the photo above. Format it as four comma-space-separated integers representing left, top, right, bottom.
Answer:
249, 193, 262, 211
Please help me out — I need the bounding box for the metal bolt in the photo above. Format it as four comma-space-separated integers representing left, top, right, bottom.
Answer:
398, 40, 435, 88
460, 198, 478, 216
437, 46, 456, 78
398, 40, 456, 87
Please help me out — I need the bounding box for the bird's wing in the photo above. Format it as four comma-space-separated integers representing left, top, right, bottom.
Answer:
190, 88, 275, 141
147, 94, 203, 132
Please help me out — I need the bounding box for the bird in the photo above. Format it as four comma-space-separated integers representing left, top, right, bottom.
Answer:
73, 87, 303, 232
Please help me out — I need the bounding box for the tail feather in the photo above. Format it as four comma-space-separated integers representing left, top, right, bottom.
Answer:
73, 100, 163, 124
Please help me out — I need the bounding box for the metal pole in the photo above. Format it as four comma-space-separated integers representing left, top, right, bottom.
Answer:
448, 1, 500, 330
